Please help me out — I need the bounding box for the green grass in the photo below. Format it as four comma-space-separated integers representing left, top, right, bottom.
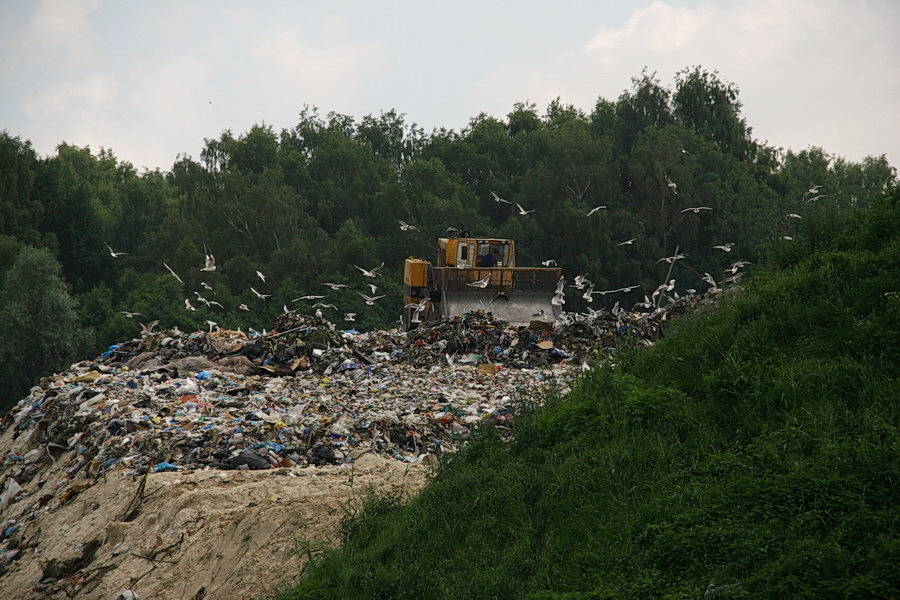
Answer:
278, 190, 899, 600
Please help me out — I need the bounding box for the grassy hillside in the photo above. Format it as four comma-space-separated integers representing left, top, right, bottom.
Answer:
280, 190, 899, 600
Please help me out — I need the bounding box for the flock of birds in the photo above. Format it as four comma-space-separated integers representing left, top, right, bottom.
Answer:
104, 179, 819, 334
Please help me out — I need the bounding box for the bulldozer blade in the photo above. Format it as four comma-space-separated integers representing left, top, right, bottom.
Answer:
439, 291, 559, 326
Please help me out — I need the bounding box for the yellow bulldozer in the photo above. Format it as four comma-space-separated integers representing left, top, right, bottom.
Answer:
401, 236, 562, 330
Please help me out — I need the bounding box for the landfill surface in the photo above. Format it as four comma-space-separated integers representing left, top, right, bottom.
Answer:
1, 293, 719, 599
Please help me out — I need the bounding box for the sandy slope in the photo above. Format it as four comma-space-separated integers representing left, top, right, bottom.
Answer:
0, 450, 427, 600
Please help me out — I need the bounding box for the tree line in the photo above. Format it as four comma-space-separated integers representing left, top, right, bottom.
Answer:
0, 66, 895, 412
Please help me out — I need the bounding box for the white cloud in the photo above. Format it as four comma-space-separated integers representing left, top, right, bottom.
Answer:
251, 22, 387, 117
471, 0, 900, 164
24, 0, 102, 65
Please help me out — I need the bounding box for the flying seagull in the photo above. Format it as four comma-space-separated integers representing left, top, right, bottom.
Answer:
515, 202, 534, 216
119, 310, 144, 318
712, 243, 734, 252
358, 292, 385, 305
105, 243, 126, 258
541, 259, 557, 267
586, 205, 607, 216
256, 270, 267, 282
681, 206, 712, 214
354, 263, 384, 278
184, 298, 196, 311
468, 274, 492, 288
292, 295, 325, 302
164, 262, 183, 284
343, 312, 356, 321
787, 213, 803, 219
200, 254, 216, 272
367, 283, 379, 294
656, 253, 687, 264
617, 238, 635, 246
250, 287, 270, 299
322, 282, 349, 290
201, 281, 213, 290
490, 190, 511, 204
666, 175, 678, 194
238, 303, 250, 311
397, 220, 420, 232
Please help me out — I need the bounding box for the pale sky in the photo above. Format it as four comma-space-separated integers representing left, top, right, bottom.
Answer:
1, 0, 898, 172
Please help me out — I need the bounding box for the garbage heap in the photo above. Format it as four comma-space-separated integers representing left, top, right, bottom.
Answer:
1, 293, 719, 528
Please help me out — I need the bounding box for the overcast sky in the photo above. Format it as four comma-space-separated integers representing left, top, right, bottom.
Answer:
1, 0, 898, 172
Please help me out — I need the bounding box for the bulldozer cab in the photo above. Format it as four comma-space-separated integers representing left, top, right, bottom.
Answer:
438, 238, 515, 268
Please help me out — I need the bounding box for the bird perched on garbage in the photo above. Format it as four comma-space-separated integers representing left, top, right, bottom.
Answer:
468, 274, 492, 288
490, 190, 511, 204
250, 287, 270, 299
105, 243, 126, 258
206, 320, 219, 332
185, 298, 196, 311
200, 254, 216, 272
164, 262, 183, 284
586, 205, 606, 216
397, 220, 420, 232
256, 270, 267, 282
681, 206, 712, 214
358, 292, 385, 305
354, 262, 384, 278
322, 282, 349, 290
515, 202, 534, 216
712, 243, 734, 252
140, 320, 159, 335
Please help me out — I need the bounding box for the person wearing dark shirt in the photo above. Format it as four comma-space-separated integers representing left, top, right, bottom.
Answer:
477, 248, 500, 267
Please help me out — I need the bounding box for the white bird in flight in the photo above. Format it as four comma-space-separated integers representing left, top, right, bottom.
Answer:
468, 274, 492, 288
617, 238, 635, 246
256, 270, 267, 282
358, 292, 385, 305
343, 313, 356, 321
367, 283, 379, 294
490, 190, 511, 204
515, 203, 534, 216
656, 253, 687, 264
541, 259, 557, 267
322, 282, 349, 290
712, 243, 734, 252
354, 263, 384, 278
292, 295, 325, 302
397, 220, 420, 232
787, 213, 803, 219
681, 206, 712, 214
184, 298, 196, 311
105, 243, 126, 258
201, 281, 213, 290
119, 310, 143, 318
250, 287, 270, 299
200, 254, 216, 272
586, 205, 606, 216
666, 175, 678, 194
239, 303, 250, 311
164, 262, 183, 284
